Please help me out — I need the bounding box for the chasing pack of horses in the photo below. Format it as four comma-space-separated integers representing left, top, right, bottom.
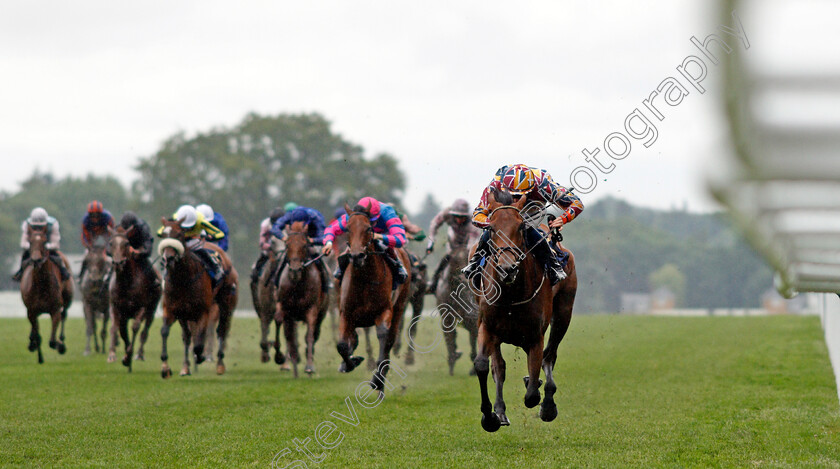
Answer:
20, 192, 577, 432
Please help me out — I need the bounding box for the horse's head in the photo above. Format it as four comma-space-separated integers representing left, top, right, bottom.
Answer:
28, 228, 48, 264
284, 221, 311, 283
85, 236, 111, 282
345, 203, 374, 268
158, 216, 187, 268
486, 188, 529, 285
109, 226, 132, 269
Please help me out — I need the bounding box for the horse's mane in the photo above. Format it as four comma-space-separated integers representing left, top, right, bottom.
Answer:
351, 204, 371, 218
491, 187, 513, 205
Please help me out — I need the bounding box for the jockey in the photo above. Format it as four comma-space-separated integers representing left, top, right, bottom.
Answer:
157, 205, 226, 284
464, 164, 584, 286
12, 207, 71, 282
322, 197, 408, 286
251, 207, 285, 285
118, 211, 158, 281
269, 206, 331, 293
79, 200, 115, 281
425, 198, 482, 295
196, 204, 230, 252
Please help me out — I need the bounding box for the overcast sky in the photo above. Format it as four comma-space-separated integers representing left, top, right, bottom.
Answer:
1, 0, 745, 214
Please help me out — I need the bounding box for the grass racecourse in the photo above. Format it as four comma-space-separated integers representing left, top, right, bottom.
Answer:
1, 313, 839, 468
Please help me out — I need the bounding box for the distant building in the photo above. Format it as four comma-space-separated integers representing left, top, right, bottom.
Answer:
651, 287, 676, 310
620, 292, 651, 314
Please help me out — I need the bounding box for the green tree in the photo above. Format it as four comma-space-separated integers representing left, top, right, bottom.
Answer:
648, 263, 686, 306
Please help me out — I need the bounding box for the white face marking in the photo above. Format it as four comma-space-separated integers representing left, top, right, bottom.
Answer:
163, 226, 172, 236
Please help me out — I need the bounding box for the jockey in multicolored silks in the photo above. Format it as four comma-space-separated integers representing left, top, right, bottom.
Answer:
79, 200, 115, 281
157, 205, 227, 284
269, 206, 332, 293
322, 197, 409, 286
464, 163, 584, 286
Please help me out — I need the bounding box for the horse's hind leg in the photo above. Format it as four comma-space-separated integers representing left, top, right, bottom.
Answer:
475, 325, 501, 432
120, 312, 133, 371
491, 344, 510, 426
100, 310, 110, 355
284, 318, 300, 378
108, 310, 119, 363
49, 308, 66, 354
304, 307, 320, 376
215, 310, 232, 375
540, 287, 574, 422
135, 308, 154, 361
259, 310, 271, 363
363, 327, 376, 371
443, 324, 460, 376
160, 313, 174, 378
404, 303, 422, 366
273, 317, 286, 367
84, 303, 94, 356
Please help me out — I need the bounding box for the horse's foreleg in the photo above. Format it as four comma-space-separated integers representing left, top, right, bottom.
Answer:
523, 339, 544, 409
135, 307, 154, 361
475, 324, 500, 432
49, 308, 66, 354
83, 303, 94, 356
28, 312, 43, 364
259, 309, 271, 363
99, 309, 109, 355
108, 309, 119, 363
363, 327, 376, 370
491, 344, 509, 426
122, 311, 141, 372
540, 290, 574, 422
180, 319, 192, 376
160, 313, 174, 378
304, 306, 319, 376
192, 315, 209, 367
336, 314, 363, 373
443, 321, 459, 376
404, 303, 422, 366
284, 316, 300, 378
215, 309, 232, 375
273, 316, 286, 367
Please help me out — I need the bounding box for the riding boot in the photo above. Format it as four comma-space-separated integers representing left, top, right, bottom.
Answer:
462, 229, 491, 283
11, 250, 31, 282
524, 226, 565, 285
334, 253, 350, 282
382, 248, 408, 285
427, 253, 451, 295
50, 252, 71, 281
272, 257, 289, 288
316, 259, 331, 293
194, 249, 224, 286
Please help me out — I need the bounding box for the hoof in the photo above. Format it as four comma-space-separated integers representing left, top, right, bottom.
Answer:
179, 368, 191, 377
195, 355, 206, 365
498, 413, 511, 426
261, 352, 270, 363
523, 376, 543, 389
279, 362, 292, 372
57, 343, 66, 355
404, 354, 414, 366
49, 340, 57, 350
468, 368, 477, 376
338, 356, 364, 373
107, 353, 116, 363
540, 401, 558, 422
28, 342, 37, 352
304, 365, 315, 375
481, 413, 501, 433
453, 350, 463, 361
83, 349, 91, 357
134, 353, 144, 361
524, 391, 541, 409
274, 353, 286, 365
161, 368, 172, 379
216, 364, 225, 375
122, 356, 131, 367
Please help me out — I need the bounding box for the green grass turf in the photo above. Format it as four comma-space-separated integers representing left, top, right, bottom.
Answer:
0, 313, 838, 468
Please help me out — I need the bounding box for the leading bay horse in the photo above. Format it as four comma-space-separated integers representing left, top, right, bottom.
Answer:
20, 230, 74, 363
108, 226, 162, 372
472, 189, 576, 432
335, 204, 411, 392
80, 236, 111, 356
275, 221, 329, 377
158, 218, 238, 377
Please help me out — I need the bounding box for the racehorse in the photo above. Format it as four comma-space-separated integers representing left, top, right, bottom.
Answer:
252, 241, 285, 366
80, 236, 111, 356
436, 244, 479, 376
157, 218, 238, 377
472, 189, 576, 432
275, 221, 329, 377
108, 227, 162, 372
20, 230, 73, 363
335, 204, 411, 392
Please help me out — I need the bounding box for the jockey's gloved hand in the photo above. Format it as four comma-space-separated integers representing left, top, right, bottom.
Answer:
426, 240, 434, 254
373, 239, 387, 252
322, 242, 333, 256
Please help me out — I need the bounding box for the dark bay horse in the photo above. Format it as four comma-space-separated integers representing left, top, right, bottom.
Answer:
158, 218, 238, 377
436, 244, 479, 376
80, 236, 111, 356
472, 189, 576, 432
275, 221, 329, 377
335, 204, 411, 392
20, 230, 73, 363
108, 227, 162, 372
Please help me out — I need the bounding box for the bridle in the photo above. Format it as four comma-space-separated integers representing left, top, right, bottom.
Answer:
484, 204, 547, 306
